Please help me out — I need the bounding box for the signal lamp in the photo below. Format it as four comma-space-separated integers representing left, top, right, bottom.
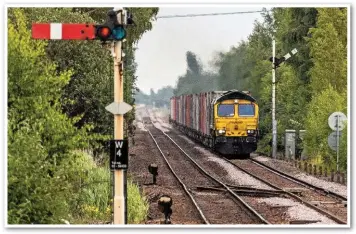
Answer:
112, 26, 126, 40
95, 25, 126, 41
96, 26, 111, 40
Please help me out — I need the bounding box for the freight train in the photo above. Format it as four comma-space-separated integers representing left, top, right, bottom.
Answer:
169, 90, 259, 158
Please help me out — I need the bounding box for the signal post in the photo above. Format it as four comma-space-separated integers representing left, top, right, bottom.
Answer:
269, 43, 298, 159
32, 7, 134, 224
102, 8, 133, 225
112, 9, 126, 224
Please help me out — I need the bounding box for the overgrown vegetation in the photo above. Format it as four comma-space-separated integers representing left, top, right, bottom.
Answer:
8, 7, 157, 224
127, 181, 149, 224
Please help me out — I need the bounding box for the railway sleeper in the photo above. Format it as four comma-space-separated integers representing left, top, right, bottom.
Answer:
310, 200, 347, 207
289, 220, 322, 224
283, 187, 309, 196
196, 186, 284, 197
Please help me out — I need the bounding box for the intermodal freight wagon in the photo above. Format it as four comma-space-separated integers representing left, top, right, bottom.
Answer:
169, 90, 259, 158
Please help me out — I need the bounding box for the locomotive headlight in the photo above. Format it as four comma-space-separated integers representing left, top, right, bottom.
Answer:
218, 129, 226, 135
247, 129, 255, 135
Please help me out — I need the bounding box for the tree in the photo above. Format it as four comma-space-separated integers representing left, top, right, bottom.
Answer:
18, 7, 159, 152
304, 86, 347, 170
214, 42, 250, 91
8, 9, 89, 224
308, 8, 347, 95
273, 8, 317, 85
174, 51, 219, 96
304, 8, 347, 171
186, 51, 202, 75
153, 86, 174, 107
8, 7, 159, 224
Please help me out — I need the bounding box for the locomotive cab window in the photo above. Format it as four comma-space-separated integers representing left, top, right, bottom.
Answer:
218, 104, 235, 117
238, 104, 255, 116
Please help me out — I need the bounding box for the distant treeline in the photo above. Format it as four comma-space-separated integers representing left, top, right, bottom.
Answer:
135, 86, 174, 108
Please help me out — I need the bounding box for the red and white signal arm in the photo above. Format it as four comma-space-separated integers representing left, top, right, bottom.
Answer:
32, 23, 96, 40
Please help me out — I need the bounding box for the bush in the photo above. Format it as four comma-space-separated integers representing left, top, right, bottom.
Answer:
62, 150, 111, 224
8, 127, 71, 224
8, 9, 89, 224
65, 151, 149, 224
127, 180, 149, 224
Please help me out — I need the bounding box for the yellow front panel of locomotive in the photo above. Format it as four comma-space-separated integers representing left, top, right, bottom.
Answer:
214, 100, 258, 137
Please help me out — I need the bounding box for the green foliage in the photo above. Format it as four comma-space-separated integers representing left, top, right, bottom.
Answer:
8, 128, 70, 224
273, 8, 317, 84
20, 8, 115, 138
19, 7, 159, 150
304, 86, 347, 170
214, 42, 248, 91
135, 90, 150, 105
8, 9, 89, 224
63, 151, 111, 224
303, 8, 347, 172
8, 7, 156, 224
308, 8, 347, 94
255, 69, 273, 153
275, 66, 309, 131
127, 181, 149, 224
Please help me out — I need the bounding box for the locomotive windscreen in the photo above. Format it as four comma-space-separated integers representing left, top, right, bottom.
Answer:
238, 104, 255, 116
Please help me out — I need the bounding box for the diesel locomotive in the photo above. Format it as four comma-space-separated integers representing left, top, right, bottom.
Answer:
169, 90, 259, 158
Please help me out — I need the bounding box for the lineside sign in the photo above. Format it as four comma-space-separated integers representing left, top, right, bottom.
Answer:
110, 139, 128, 170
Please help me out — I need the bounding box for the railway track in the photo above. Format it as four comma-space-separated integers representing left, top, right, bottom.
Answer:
226, 158, 347, 224
145, 108, 347, 225
249, 158, 347, 201
143, 115, 269, 225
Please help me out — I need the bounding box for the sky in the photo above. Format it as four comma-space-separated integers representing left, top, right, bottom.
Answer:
135, 7, 265, 94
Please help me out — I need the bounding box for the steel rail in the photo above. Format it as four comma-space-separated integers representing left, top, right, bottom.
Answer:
144, 112, 269, 224
249, 158, 347, 202
223, 158, 347, 224
144, 122, 210, 224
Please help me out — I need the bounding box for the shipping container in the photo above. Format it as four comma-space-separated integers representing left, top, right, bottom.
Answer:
170, 91, 224, 138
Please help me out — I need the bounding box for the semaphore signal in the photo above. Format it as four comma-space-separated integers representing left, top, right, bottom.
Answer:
31, 7, 134, 225
32, 9, 131, 41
